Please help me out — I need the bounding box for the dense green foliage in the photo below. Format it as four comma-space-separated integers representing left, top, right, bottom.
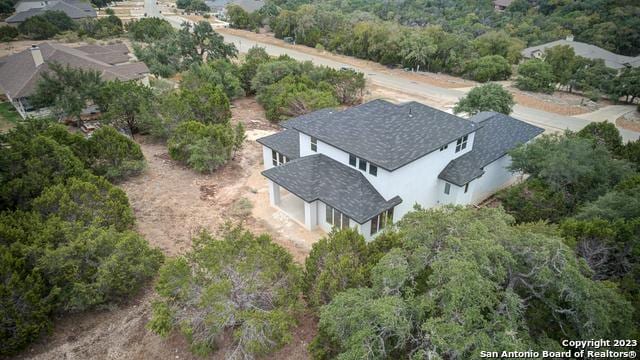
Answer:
464, 55, 512, 82
303, 228, 370, 309
167, 120, 243, 173
251, 55, 364, 121
17, 10, 75, 39
76, 15, 124, 39
126, 18, 175, 42
454, 83, 515, 115
0, 120, 162, 355
97, 80, 154, 134
176, 0, 209, 12
134, 21, 237, 77
84, 126, 146, 182
181, 60, 245, 100
309, 207, 635, 359
148, 227, 301, 357
0, 25, 18, 42
515, 59, 555, 93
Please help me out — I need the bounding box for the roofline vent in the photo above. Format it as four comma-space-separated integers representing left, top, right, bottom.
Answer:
408, 107, 413, 117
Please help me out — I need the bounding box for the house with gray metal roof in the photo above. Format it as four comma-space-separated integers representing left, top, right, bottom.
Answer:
257, 100, 543, 240
6, 0, 96, 24
0, 42, 149, 118
521, 36, 639, 70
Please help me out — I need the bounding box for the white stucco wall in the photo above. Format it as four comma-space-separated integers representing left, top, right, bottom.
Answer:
300, 131, 477, 220
468, 155, 518, 204
262, 145, 273, 170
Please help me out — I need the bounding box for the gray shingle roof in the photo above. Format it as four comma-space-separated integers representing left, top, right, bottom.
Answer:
6, 0, 96, 23
290, 100, 478, 171
438, 112, 544, 186
262, 154, 402, 223
0, 42, 148, 99
256, 129, 300, 160
521, 40, 638, 69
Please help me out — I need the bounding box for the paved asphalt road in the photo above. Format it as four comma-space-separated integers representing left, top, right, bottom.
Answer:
142, 0, 640, 142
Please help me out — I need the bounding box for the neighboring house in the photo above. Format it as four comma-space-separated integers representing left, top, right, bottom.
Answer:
206, 0, 263, 18
493, 0, 512, 11
522, 35, 640, 70
0, 42, 149, 118
6, 0, 96, 24
257, 100, 543, 241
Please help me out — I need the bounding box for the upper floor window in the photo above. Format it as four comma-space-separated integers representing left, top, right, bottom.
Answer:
272, 149, 287, 166
349, 154, 357, 166
371, 207, 394, 235
326, 205, 349, 229
369, 164, 377, 176
455, 135, 468, 153
444, 182, 451, 195
439, 144, 448, 151
464, 183, 469, 193
358, 158, 367, 171
311, 137, 318, 152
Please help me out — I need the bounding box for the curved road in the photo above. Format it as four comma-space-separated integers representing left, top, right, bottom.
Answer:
142, 0, 640, 142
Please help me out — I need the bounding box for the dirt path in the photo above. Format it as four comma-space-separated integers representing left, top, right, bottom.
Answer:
14, 98, 318, 360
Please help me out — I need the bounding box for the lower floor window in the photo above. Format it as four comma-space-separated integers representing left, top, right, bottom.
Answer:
272, 149, 287, 166
326, 205, 350, 229
370, 207, 394, 235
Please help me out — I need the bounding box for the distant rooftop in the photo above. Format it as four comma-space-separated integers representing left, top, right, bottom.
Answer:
522, 38, 639, 69
290, 100, 478, 171
0, 42, 149, 99
6, 0, 96, 23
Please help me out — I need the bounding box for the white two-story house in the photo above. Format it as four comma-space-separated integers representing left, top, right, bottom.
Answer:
257, 100, 543, 240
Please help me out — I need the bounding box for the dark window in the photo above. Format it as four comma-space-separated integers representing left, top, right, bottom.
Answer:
326, 205, 350, 229
326, 205, 333, 224
358, 158, 367, 171
439, 144, 448, 151
455, 135, 468, 153
272, 149, 277, 166
369, 165, 377, 176
278, 153, 284, 164
464, 183, 469, 193
349, 154, 357, 166
444, 183, 451, 195
311, 137, 317, 152
370, 215, 378, 235
341, 213, 349, 229
370, 207, 394, 235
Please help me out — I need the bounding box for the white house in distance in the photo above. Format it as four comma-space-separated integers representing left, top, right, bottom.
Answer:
257, 100, 544, 241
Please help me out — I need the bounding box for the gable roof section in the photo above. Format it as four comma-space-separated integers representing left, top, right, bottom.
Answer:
439, 112, 544, 186
262, 154, 402, 223
0, 42, 148, 99
521, 40, 638, 69
290, 100, 478, 171
6, 0, 96, 23
257, 129, 300, 160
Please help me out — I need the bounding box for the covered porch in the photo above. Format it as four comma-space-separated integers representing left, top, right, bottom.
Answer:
268, 180, 318, 230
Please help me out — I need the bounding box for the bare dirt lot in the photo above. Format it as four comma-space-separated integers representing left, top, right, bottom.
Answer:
617, 110, 640, 132
14, 98, 319, 360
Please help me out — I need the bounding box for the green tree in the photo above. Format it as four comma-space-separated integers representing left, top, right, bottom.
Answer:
17, 10, 75, 39
577, 121, 623, 155
148, 227, 301, 357
257, 76, 339, 121
179, 83, 232, 124
97, 80, 154, 135
167, 120, 236, 173
126, 18, 175, 42
464, 55, 512, 82
177, 21, 238, 67
454, 83, 515, 115
133, 36, 183, 77
0, 26, 18, 42
31, 63, 103, 125
543, 45, 576, 89
303, 228, 370, 309
472, 30, 525, 64
181, 60, 245, 99
515, 59, 556, 93
239, 46, 271, 93
227, 4, 253, 29
84, 126, 146, 181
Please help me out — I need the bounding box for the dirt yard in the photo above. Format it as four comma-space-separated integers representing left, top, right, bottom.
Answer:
617, 110, 640, 132
14, 98, 320, 360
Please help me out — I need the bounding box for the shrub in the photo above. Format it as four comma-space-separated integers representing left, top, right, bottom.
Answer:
515, 59, 556, 93
18, 10, 75, 40
464, 55, 512, 82
303, 228, 370, 309
257, 76, 338, 121
126, 17, 174, 42
148, 227, 301, 357
167, 120, 237, 173
453, 83, 515, 115
0, 25, 18, 42
85, 126, 146, 181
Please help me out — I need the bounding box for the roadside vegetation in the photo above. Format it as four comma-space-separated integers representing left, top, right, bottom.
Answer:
228, 0, 639, 103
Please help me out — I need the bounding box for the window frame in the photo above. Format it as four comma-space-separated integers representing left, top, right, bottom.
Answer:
349, 154, 357, 166
370, 207, 394, 235
326, 205, 350, 229
444, 182, 451, 195
455, 135, 468, 153
310, 137, 318, 152
464, 183, 469, 193
369, 164, 378, 176
358, 158, 367, 171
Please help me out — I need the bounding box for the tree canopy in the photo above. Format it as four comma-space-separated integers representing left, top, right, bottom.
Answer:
454, 83, 515, 115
